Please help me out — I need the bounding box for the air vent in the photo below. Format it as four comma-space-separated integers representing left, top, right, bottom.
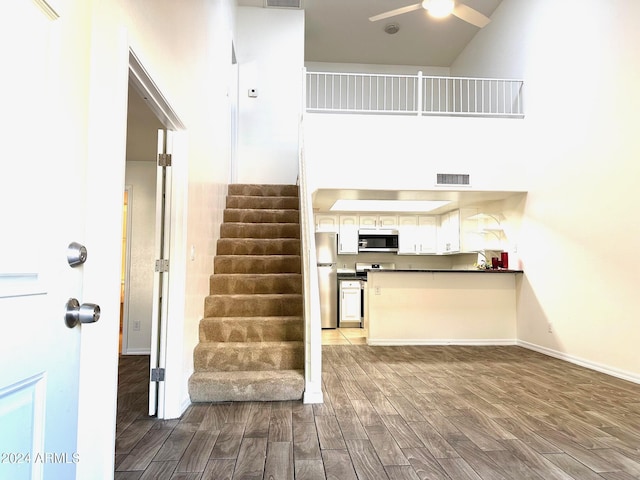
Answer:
265, 0, 302, 8
436, 173, 471, 186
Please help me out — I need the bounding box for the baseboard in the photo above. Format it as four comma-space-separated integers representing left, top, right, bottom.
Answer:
366, 338, 518, 346
518, 340, 640, 385
120, 348, 151, 355
303, 386, 324, 404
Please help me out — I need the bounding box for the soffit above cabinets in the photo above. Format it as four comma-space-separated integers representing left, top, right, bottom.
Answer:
312, 188, 526, 215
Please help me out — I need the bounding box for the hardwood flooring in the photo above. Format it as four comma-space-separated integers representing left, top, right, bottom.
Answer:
115, 345, 640, 479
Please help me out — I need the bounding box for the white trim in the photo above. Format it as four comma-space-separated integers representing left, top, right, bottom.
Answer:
367, 338, 518, 346
121, 348, 151, 356
518, 341, 640, 385
120, 185, 133, 355
303, 389, 324, 404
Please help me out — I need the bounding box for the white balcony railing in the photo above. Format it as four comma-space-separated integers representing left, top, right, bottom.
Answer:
305, 70, 524, 118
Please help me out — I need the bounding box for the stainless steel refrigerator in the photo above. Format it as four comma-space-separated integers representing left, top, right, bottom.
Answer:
315, 232, 338, 328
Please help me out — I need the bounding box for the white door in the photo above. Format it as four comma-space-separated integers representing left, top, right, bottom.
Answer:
149, 129, 173, 416
0, 2, 92, 479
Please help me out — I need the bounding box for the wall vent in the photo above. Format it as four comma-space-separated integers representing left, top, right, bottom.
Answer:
436, 173, 471, 186
265, 0, 302, 8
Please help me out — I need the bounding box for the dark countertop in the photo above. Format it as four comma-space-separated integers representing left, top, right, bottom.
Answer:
369, 269, 523, 274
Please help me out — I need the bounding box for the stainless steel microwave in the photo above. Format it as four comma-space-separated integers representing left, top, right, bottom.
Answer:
358, 230, 399, 252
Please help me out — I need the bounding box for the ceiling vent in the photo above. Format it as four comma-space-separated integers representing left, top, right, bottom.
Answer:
265, 0, 302, 8
436, 173, 471, 186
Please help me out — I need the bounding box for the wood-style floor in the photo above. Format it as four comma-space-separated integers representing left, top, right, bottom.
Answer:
115, 343, 640, 479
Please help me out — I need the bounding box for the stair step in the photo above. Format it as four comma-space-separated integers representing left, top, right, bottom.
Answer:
220, 223, 300, 239
228, 184, 298, 197
204, 293, 302, 317
199, 316, 303, 342
216, 238, 300, 256
223, 208, 300, 224
193, 341, 304, 372
226, 195, 299, 210
189, 370, 304, 402
210, 274, 302, 294
214, 255, 301, 274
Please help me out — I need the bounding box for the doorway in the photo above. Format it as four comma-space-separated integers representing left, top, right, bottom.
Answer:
117, 50, 186, 421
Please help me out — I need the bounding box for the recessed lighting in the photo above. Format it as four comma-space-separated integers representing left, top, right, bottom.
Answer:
330, 199, 450, 212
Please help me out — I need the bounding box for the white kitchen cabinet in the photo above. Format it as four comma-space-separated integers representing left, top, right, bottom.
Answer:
340, 280, 362, 327
439, 208, 482, 253
417, 216, 438, 253
439, 210, 460, 253
359, 214, 398, 229
398, 215, 437, 254
338, 215, 359, 254
315, 213, 338, 232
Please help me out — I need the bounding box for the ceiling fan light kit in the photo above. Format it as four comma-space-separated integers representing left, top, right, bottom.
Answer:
423, 0, 454, 18
368, 1, 491, 28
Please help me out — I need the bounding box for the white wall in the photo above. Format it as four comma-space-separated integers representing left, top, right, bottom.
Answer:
123, 162, 156, 354
367, 271, 517, 344
87, 0, 236, 425
304, 113, 527, 192
452, 0, 640, 380
236, 7, 304, 184
305, 61, 449, 76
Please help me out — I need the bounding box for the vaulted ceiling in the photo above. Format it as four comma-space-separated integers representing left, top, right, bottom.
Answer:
238, 0, 503, 67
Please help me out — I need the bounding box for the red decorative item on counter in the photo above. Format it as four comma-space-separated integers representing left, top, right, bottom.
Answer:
501, 251, 509, 269
491, 257, 499, 269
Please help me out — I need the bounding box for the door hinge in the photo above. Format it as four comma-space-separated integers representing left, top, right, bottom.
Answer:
151, 368, 165, 382
158, 153, 172, 167
155, 259, 169, 272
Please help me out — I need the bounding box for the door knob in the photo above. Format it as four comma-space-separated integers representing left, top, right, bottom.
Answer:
65, 298, 101, 328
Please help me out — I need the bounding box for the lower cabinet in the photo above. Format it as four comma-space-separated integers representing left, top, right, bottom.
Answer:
339, 280, 362, 327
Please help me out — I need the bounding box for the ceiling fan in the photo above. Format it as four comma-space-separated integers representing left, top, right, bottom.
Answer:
369, 0, 491, 28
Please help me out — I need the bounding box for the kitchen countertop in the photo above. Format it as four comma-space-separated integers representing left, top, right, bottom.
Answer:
376, 269, 523, 274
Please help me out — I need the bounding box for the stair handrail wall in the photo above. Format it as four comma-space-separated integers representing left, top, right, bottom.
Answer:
298, 70, 324, 403
306, 70, 524, 118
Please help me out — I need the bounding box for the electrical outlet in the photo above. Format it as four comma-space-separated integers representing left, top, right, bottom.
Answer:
547, 322, 553, 333
133, 321, 141, 332
374, 286, 381, 295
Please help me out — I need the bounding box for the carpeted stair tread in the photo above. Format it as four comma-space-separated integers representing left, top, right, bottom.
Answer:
214, 255, 302, 274
194, 341, 303, 371
223, 208, 300, 224
210, 273, 302, 294
226, 195, 299, 210
189, 183, 304, 403
220, 222, 301, 239
204, 293, 302, 317
228, 184, 298, 197
216, 238, 300, 256
199, 316, 303, 342
188, 370, 304, 402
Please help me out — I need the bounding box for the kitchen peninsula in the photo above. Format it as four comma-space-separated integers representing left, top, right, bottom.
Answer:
365, 269, 522, 345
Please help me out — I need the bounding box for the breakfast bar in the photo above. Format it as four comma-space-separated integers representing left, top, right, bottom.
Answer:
365, 269, 523, 345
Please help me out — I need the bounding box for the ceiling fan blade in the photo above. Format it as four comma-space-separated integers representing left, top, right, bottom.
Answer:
452, 3, 491, 28
369, 3, 422, 22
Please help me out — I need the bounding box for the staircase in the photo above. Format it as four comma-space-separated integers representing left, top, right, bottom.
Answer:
188, 184, 305, 402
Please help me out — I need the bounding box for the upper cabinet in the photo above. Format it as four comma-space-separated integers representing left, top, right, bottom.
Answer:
438, 208, 483, 254
398, 215, 437, 255
315, 213, 339, 232
359, 214, 398, 229
338, 215, 359, 254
